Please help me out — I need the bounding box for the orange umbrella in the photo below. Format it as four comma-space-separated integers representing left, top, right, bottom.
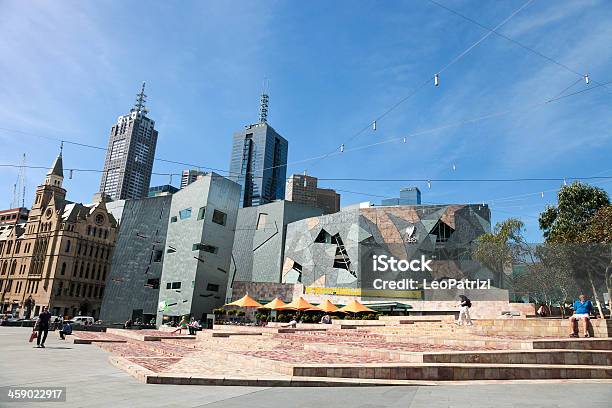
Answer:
261, 297, 287, 310
337, 299, 376, 314
314, 299, 340, 313
279, 296, 320, 311
225, 294, 263, 308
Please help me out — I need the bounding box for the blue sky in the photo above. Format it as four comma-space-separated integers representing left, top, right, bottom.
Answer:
0, 0, 611, 242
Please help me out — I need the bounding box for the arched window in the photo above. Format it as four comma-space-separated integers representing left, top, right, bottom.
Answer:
60, 262, 66, 276
65, 240, 71, 253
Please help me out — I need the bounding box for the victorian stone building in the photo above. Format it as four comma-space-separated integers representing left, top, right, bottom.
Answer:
0, 153, 118, 319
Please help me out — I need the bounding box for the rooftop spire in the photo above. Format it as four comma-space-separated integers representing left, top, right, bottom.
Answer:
132, 81, 148, 115
47, 150, 64, 179
259, 78, 269, 124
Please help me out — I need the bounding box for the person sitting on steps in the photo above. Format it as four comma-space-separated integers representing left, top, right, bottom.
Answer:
569, 294, 594, 338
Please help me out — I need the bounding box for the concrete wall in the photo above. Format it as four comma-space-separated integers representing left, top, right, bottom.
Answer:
99, 195, 171, 323
227, 201, 323, 302
157, 174, 240, 322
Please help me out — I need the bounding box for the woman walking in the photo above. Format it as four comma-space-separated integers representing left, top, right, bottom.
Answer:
456, 295, 473, 326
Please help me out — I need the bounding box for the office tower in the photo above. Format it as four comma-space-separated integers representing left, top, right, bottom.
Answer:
285, 174, 340, 214
381, 187, 422, 206
228, 93, 288, 207
99, 82, 158, 200
181, 169, 205, 189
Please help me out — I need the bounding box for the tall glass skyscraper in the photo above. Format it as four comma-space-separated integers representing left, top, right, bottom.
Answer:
229, 122, 288, 207
99, 83, 158, 200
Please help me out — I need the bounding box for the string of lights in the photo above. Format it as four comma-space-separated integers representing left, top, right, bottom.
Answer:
306, 0, 535, 171
427, 0, 612, 93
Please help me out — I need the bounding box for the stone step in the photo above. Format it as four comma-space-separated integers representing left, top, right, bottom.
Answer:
303, 342, 612, 366
292, 362, 612, 380
423, 350, 612, 366
533, 338, 612, 350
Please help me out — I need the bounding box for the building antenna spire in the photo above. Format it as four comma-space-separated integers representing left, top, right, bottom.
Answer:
133, 81, 148, 114
259, 78, 269, 124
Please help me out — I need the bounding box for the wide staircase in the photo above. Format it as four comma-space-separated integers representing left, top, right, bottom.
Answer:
71, 319, 612, 385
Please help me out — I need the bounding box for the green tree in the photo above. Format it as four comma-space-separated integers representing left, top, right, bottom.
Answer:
578, 206, 612, 313
473, 218, 528, 288
539, 182, 609, 242
538, 182, 610, 317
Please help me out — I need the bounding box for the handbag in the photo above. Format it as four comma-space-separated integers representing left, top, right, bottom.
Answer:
29, 331, 38, 343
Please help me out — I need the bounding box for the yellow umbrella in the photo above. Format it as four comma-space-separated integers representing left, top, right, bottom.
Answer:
225, 294, 263, 309
337, 299, 376, 314
261, 297, 287, 310
314, 299, 340, 313
279, 296, 320, 311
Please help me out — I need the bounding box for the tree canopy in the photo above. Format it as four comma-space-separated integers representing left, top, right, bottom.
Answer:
539, 182, 609, 242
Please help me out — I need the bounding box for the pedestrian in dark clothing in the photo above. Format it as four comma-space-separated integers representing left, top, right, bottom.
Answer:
59, 322, 72, 340
36, 307, 51, 348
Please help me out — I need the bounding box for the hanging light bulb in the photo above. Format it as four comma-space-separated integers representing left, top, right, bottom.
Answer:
340, 144, 345, 153
434, 73, 440, 87
541, 192, 544, 198
452, 164, 456, 171
402, 137, 406, 143
372, 120, 377, 131
563, 178, 567, 186
427, 180, 431, 189
69, 169, 73, 179
584, 74, 590, 85
169, 174, 173, 185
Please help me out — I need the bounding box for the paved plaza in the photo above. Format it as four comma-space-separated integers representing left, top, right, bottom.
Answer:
1, 326, 611, 408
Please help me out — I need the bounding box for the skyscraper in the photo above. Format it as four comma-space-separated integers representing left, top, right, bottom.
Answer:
99, 82, 158, 200
285, 174, 340, 214
180, 169, 205, 189
381, 187, 422, 206
229, 92, 288, 207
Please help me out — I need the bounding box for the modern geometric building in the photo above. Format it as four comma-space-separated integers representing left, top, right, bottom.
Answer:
285, 174, 340, 214
228, 93, 288, 208
148, 184, 179, 197
156, 173, 241, 323
0, 152, 118, 319
381, 187, 422, 206
181, 169, 205, 189
282, 204, 491, 295
100, 195, 172, 324
226, 200, 324, 302
99, 82, 158, 200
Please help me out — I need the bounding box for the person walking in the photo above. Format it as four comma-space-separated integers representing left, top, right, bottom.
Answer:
172, 316, 189, 334
35, 306, 52, 348
456, 295, 473, 326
